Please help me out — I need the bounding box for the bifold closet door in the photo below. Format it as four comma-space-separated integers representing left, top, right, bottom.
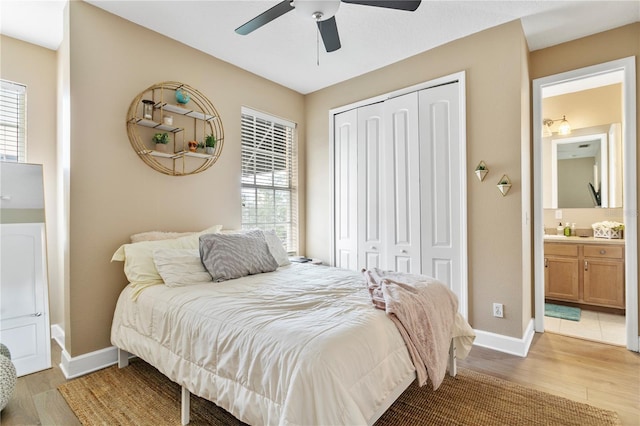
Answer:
418, 82, 462, 295
334, 109, 358, 270
357, 102, 385, 270
383, 92, 421, 273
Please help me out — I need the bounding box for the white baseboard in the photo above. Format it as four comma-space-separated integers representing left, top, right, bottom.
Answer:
59, 345, 121, 379
50, 323, 65, 350
472, 319, 535, 357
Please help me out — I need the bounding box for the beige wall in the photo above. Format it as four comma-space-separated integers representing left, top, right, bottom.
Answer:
530, 22, 640, 333
64, 2, 305, 356
305, 21, 531, 338
0, 36, 62, 327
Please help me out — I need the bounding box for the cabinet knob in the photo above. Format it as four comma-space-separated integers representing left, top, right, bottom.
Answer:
371, 246, 377, 250
401, 249, 407, 254
600, 249, 606, 255
544, 258, 548, 268
584, 261, 588, 271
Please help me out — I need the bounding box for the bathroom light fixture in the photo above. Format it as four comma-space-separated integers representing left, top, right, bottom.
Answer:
542, 115, 572, 136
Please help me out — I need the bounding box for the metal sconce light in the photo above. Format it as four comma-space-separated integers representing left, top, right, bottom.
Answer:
542, 115, 572, 137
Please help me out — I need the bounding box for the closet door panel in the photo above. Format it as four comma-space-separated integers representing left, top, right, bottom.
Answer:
384, 92, 421, 273
419, 83, 462, 297
357, 102, 384, 270
334, 109, 358, 270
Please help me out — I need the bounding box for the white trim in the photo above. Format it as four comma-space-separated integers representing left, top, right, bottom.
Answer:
472, 320, 535, 357
50, 323, 65, 350
533, 56, 638, 352
59, 345, 120, 379
328, 71, 468, 319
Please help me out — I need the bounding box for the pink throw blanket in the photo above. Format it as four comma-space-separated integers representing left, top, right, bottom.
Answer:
363, 268, 458, 390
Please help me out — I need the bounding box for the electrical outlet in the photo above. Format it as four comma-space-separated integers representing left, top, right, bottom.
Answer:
493, 303, 504, 318
555, 210, 563, 219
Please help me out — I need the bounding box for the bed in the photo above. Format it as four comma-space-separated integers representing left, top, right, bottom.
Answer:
110, 229, 474, 425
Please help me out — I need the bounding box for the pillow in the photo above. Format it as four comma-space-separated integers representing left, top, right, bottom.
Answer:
131, 230, 195, 243
199, 229, 278, 282
111, 225, 222, 289
262, 230, 291, 267
153, 249, 212, 287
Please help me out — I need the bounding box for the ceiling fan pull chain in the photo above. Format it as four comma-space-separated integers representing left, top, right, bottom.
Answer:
316, 26, 320, 66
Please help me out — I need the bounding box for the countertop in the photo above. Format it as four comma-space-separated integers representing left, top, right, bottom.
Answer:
543, 235, 625, 245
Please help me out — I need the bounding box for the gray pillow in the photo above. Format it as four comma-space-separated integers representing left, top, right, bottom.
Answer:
199, 229, 278, 282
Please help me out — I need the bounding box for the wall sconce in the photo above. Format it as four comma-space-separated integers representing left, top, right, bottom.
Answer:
497, 174, 512, 196
542, 115, 571, 137
474, 161, 489, 182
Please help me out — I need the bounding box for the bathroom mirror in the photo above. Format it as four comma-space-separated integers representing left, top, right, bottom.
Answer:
543, 123, 622, 209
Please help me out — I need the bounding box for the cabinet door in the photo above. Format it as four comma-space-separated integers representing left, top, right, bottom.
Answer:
583, 258, 625, 308
383, 92, 421, 273
544, 256, 579, 301
357, 102, 384, 270
0, 223, 51, 377
333, 109, 358, 270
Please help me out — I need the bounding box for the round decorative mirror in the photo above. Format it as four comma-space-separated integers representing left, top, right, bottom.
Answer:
126, 81, 224, 176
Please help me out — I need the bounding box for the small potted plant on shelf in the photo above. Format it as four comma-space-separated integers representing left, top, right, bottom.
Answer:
196, 142, 205, 153
152, 132, 170, 153
205, 134, 216, 155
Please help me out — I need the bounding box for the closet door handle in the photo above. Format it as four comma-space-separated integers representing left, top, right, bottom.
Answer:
32, 312, 42, 317
584, 261, 588, 271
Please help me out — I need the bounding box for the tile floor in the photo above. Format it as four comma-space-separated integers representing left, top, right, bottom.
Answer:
545, 309, 626, 345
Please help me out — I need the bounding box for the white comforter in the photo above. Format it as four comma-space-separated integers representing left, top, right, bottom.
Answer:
111, 263, 470, 425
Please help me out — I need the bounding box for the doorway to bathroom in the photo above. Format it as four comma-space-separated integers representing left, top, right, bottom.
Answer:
533, 57, 638, 351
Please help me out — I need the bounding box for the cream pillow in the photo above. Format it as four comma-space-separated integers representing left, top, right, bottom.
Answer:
153, 249, 212, 287
111, 225, 222, 289
130, 230, 195, 243
263, 230, 291, 267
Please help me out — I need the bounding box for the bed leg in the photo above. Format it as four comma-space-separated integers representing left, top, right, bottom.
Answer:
117, 348, 129, 368
448, 339, 457, 377
181, 386, 190, 425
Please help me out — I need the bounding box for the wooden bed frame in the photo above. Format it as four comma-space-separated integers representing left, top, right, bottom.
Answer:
117, 340, 458, 425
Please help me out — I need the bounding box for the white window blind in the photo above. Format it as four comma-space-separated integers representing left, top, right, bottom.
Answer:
0, 80, 27, 163
241, 107, 298, 253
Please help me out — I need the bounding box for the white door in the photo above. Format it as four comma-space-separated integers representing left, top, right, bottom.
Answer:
384, 92, 421, 273
418, 82, 465, 311
334, 109, 359, 270
0, 223, 51, 376
357, 102, 385, 270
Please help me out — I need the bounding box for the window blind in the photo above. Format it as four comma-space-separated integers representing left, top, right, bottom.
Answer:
0, 80, 26, 163
241, 107, 298, 254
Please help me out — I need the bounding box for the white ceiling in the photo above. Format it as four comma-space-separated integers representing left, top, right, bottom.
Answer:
1, 1, 639, 94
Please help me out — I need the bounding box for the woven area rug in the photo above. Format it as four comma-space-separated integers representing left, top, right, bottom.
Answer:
58, 359, 620, 426
545, 303, 582, 321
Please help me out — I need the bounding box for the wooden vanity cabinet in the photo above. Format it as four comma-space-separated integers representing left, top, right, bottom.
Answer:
544, 244, 580, 301
583, 245, 625, 308
544, 241, 625, 310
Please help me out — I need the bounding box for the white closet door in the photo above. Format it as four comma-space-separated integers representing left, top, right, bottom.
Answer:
384, 92, 421, 273
334, 109, 359, 270
357, 102, 385, 270
418, 82, 463, 300
0, 223, 51, 377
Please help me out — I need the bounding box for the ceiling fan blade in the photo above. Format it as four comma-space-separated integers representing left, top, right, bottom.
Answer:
341, 0, 421, 11
317, 16, 341, 52
235, 1, 295, 35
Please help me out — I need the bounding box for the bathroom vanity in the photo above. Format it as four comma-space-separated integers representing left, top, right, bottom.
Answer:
544, 236, 625, 311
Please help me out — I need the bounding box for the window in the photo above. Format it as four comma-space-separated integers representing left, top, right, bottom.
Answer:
0, 80, 27, 162
241, 107, 298, 253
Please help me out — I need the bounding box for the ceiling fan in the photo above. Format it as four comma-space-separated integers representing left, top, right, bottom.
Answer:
235, 0, 422, 52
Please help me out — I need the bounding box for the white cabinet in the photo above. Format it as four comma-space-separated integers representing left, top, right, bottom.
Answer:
333, 80, 465, 310
1, 223, 51, 376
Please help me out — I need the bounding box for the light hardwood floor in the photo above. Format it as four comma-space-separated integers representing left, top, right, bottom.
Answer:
1, 332, 638, 425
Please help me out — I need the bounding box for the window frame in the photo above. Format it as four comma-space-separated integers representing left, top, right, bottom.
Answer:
0, 79, 27, 163
240, 107, 298, 254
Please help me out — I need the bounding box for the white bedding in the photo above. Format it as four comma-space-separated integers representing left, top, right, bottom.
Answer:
111, 263, 470, 425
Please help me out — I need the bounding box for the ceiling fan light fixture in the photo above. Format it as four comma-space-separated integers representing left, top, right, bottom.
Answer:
293, 0, 341, 21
